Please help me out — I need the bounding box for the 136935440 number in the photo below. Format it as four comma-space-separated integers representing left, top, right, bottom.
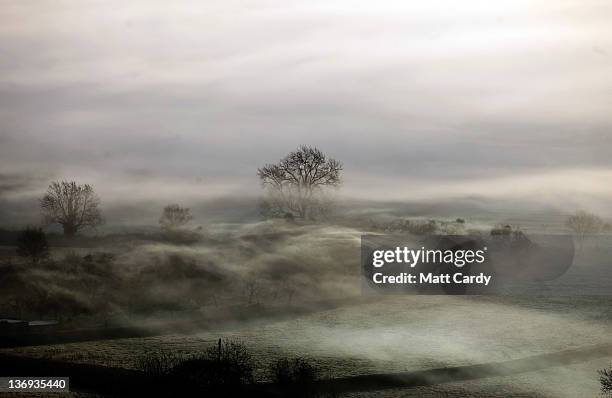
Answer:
2, 377, 69, 392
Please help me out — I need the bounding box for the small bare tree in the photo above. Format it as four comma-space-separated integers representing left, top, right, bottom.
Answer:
257, 146, 342, 220
41, 181, 102, 236
159, 204, 193, 231
566, 210, 603, 245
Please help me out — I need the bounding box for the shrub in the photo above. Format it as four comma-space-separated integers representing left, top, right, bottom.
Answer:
201, 339, 254, 385
378, 219, 438, 235
135, 350, 184, 376
270, 357, 341, 397
60, 251, 83, 272
163, 339, 253, 393
137, 339, 254, 393
409, 220, 437, 235
271, 357, 319, 387
16, 227, 49, 263
600, 366, 612, 396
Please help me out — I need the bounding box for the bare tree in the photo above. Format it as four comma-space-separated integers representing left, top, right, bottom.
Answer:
41, 181, 102, 237
257, 146, 342, 219
566, 210, 603, 245
159, 204, 193, 231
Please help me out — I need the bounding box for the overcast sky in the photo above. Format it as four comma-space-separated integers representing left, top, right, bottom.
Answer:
1, 0, 611, 210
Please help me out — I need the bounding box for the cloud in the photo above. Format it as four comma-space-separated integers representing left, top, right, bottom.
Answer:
0, 172, 51, 198
0, 0, 611, 209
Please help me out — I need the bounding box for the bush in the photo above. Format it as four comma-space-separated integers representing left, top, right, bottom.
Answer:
270, 357, 340, 397
599, 366, 612, 396
135, 349, 184, 376
272, 357, 319, 386
170, 357, 251, 390
201, 339, 254, 385
376, 219, 438, 235
57, 250, 84, 272
16, 227, 49, 263
137, 339, 254, 393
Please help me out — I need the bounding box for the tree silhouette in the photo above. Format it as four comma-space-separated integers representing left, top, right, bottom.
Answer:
41, 181, 102, 237
257, 146, 342, 219
16, 227, 49, 263
159, 204, 193, 231
599, 366, 612, 396
566, 210, 603, 245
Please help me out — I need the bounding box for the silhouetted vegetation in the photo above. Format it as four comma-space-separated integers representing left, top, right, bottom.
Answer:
371, 218, 438, 235
158, 204, 204, 243
159, 203, 193, 231
566, 210, 603, 245
16, 227, 49, 263
135, 339, 254, 395
135, 349, 185, 376
271, 357, 319, 396
258, 146, 342, 220
41, 181, 103, 236
600, 366, 612, 397
134, 342, 341, 397
187, 339, 254, 387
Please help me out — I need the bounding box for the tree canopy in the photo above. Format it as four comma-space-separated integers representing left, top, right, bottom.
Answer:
566, 210, 603, 241
159, 204, 193, 231
41, 181, 102, 236
257, 146, 342, 219
16, 227, 49, 263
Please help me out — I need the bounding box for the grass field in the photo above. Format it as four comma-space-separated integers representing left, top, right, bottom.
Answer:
2, 220, 612, 397
3, 294, 611, 397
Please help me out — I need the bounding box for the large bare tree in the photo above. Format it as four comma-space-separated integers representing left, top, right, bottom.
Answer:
41, 181, 103, 236
257, 146, 342, 219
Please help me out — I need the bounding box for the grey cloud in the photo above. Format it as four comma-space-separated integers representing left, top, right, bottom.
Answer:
0, 173, 46, 196
0, 0, 611, 214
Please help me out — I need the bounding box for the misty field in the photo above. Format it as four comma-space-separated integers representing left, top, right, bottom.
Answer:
4, 294, 612, 397
3, 0, 612, 395
2, 218, 612, 397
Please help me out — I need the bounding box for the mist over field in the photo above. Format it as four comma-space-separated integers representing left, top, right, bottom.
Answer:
1, 1, 612, 397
